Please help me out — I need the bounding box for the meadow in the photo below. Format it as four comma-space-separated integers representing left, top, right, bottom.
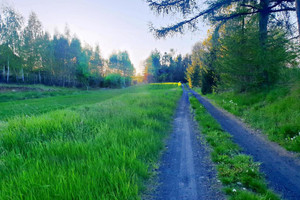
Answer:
0, 85, 152, 121
0, 84, 182, 199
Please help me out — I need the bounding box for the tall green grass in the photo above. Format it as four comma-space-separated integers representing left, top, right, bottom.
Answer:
0, 86, 152, 121
198, 81, 300, 152
0, 90, 83, 103
0, 85, 182, 199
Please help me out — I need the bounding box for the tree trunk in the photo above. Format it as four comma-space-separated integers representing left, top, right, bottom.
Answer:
296, 0, 300, 39
2, 65, 5, 82
259, 0, 270, 46
258, 0, 270, 85
7, 59, 10, 83
63, 77, 65, 87
21, 68, 25, 82
38, 71, 41, 83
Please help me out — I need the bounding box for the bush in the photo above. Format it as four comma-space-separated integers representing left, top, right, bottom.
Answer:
104, 74, 124, 88
104, 74, 132, 88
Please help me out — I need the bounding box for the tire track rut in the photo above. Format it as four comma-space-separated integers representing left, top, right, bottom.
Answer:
153, 86, 224, 200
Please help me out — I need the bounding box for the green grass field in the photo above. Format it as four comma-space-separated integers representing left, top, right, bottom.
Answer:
0, 84, 182, 199
0, 85, 157, 121
196, 81, 300, 152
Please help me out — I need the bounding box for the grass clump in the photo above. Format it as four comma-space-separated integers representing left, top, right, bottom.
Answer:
189, 96, 280, 200
198, 81, 300, 152
0, 85, 182, 199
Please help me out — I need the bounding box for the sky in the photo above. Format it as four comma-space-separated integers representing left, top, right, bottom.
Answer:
1, 0, 209, 74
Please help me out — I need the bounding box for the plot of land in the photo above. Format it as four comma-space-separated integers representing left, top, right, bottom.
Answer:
0, 84, 181, 199
1, 83, 300, 200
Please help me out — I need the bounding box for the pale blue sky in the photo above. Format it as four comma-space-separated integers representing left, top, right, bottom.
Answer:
2, 0, 209, 74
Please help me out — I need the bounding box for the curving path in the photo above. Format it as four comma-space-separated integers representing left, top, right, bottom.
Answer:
190, 88, 300, 200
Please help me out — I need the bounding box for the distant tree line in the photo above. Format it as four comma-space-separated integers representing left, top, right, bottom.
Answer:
0, 6, 135, 88
147, 0, 300, 94
143, 49, 191, 83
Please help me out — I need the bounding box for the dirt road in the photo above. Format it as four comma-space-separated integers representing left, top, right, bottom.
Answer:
152, 86, 224, 200
190, 89, 300, 200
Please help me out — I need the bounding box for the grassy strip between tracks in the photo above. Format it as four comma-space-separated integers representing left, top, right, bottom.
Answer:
0, 84, 181, 199
189, 96, 280, 200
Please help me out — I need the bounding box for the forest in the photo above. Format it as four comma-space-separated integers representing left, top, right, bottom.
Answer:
144, 0, 300, 94
0, 6, 134, 89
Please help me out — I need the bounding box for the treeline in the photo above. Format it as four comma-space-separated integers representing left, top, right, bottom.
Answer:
0, 6, 134, 88
146, 0, 300, 94
143, 49, 191, 83
186, 20, 299, 94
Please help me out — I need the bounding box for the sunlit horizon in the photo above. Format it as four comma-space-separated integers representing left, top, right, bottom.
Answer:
2, 0, 209, 74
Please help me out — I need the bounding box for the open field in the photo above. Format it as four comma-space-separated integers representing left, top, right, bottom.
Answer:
0, 84, 182, 199
0, 84, 160, 121
0, 84, 81, 103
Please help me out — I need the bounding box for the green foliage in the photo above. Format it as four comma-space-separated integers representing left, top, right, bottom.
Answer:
0, 85, 182, 199
186, 63, 201, 88
0, 87, 131, 120
143, 49, 190, 83
104, 73, 126, 88
186, 38, 218, 93
217, 21, 297, 91
0, 90, 77, 103
0, 6, 133, 89
203, 78, 300, 152
189, 96, 279, 200
108, 51, 135, 77
201, 69, 217, 95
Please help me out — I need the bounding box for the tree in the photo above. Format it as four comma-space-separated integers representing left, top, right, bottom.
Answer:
108, 51, 134, 77
40, 32, 55, 85
143, 49, 190, 83
53, 34, 70, 86
0, 5, 133, 88
68, 37, 82, 86
147, 0, 298, 44
88, 44, 104, 86
185, 32, 219, 93
216, 19, 296, 91
186, 42, 205, 88
0, 6, 23, 83
143, 49, 161, 82
23, 12, 44, 83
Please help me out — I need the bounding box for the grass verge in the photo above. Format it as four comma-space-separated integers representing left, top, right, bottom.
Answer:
189, 96, 280, 200
0, 84, 182, 199
195, 81, 300, 152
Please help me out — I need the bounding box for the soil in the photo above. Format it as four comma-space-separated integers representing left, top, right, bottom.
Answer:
190, 89, 300, 200
151, 86, 225, 200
